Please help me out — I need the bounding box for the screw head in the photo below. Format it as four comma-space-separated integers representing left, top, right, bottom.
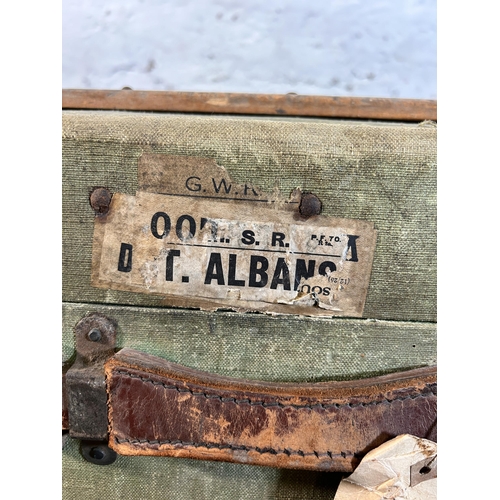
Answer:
87, 328, 102, 342
299, 193, 322, 218
89, 187, 112, 216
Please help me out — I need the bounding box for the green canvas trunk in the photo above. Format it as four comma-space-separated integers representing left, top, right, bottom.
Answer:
62, 109, 436, 499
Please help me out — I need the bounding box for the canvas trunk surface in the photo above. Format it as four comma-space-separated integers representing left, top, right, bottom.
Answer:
62, 111, 436, 499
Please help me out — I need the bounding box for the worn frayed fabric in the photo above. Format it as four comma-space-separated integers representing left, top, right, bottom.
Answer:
63, 436, 345, 500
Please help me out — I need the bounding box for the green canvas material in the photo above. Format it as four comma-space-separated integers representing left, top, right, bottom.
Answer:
62, 111, 436, 499
62, 435, 345, 500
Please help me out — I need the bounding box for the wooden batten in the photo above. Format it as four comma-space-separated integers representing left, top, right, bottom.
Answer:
62, 89, 436, 122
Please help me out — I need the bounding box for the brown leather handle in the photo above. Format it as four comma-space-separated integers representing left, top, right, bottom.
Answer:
105, 348, 437, 472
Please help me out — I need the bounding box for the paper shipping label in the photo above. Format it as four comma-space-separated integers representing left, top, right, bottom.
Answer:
92, 190, 377, 317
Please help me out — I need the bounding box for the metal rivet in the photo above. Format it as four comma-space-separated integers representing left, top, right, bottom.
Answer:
90, 448, 104, 460
89, 187, 112, 216
87, 328, 102, 342
299, 193, 322, 217
80, 441, 118, 466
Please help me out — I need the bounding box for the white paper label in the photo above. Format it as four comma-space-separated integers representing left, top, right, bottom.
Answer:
92, 190, 377, 317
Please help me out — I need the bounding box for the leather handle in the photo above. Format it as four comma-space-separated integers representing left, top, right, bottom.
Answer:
105, 348, 437, 472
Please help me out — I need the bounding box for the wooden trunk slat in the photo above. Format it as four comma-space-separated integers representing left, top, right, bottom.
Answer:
62, 89, 437, 122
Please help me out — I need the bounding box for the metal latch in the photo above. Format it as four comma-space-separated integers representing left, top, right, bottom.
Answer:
64, 313, 118, 465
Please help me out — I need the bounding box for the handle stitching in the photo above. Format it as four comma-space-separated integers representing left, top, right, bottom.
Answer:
114, 437, 359, 461
115, 369, 436, 409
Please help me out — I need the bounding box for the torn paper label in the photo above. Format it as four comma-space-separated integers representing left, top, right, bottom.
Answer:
92, 189, 376, 317
334, 434, 437, 500
137, 153, 300, 208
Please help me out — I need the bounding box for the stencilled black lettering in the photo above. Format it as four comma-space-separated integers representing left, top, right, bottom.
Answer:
228, 254, 245, 286
151, 212, 171, 239
212, 178, 232, 194
241, 230, 256, 245
318, 261, 337, 275
346, 235, 359, 262
270, 258, 291, 290
176, 215, 196, 241
185, 176, 202, 192
204, 253, 225, 285
271, 232, 286, 247
166, 250, 181, 281
248, 255, 268, 288
243, 184, 259, 196
117, 243, 133, 272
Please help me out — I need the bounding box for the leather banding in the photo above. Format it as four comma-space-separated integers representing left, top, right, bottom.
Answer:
105, 349, 437, 472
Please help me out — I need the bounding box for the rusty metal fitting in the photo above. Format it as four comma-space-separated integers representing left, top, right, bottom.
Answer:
90, 187, 112, 216
299, 192, 322, 218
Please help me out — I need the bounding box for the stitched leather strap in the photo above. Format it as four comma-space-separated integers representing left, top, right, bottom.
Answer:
105, 348, 437, 472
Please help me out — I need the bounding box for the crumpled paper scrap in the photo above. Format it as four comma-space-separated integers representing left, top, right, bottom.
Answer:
334, 434, 437, 500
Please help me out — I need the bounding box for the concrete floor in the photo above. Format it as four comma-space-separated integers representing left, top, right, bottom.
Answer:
62, 0, 436, 99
